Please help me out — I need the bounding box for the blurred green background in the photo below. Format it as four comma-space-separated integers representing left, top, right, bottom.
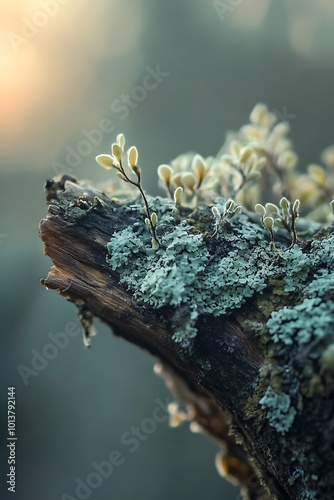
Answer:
1, 1, 334, 499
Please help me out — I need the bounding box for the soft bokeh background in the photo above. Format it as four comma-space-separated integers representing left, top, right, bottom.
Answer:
1, 1, 334, 499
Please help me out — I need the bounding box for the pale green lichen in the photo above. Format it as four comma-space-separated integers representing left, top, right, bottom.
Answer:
106, 197, 334, 348
106, 204, 276, 346
267, 264, 334, 347
259, 386, 297, 435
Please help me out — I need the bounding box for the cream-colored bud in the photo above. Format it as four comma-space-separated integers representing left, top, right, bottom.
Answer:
308, 164, 327, 186
95, 154, 117, 169
171, 173, 183, 188
243, 156, 256, 174
271, 121, 290, 138
265, 203, 279, 214
127, 146, 138, 168
277, 151, 298, 170
264, 216, 274, 230
192, 154, 207, 181
250, 103, 269, 125
279, 197, 290, 210
273, 138, 292, 156
225, 199, 235, 212
259, 111, 276, 129
255, 203, 266, 215
190, 422, 201, 433
150, 212, 158, 227
182, 172, 197, 191
220, 154, 234, 167
254, 157, 267, 171
211, 206, 220, 218
251, 144, 268, 156
293, 199, 300, 215
157, 164, 173, 183
174, 186, 183, 205
321, 145, 334, 169
116, 133, 125, 149
240, 125, 262, 141
112, 143, 122, 162
239, 147, 254, 163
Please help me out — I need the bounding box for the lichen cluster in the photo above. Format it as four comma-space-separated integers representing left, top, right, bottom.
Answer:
259, 386, 296, 435
95, 104, 334, 449
106, 203, 274, 345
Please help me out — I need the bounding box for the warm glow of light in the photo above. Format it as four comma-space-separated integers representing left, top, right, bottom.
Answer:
0, 0, 143, 171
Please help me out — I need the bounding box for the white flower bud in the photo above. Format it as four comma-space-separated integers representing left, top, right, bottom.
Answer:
211, 206, 220, 219
182, 172, 197, 191
116, 133, 125, 149
192, 155, 207, 182
150, 212, 158, 227
225, 199, 235, 212
255, 203, 266, 215
95, 154, 116, 169
279, 197, 290, 210
250, 103, 269, 125
271, 121, 290, 138
254, 158, 267, 171
308, 164, 327, 187
157, 164, 173, 183
112, 143, 122, 162
239, 147, 254, 163
263, 216, 274, 230
174, 186, 183, 205
292, 199, 300, 217
127, 146, 138, 168
265, 203, 279, 214
321, 145, 334, 169
277, 151, 298, 170
171, 173, 183, 188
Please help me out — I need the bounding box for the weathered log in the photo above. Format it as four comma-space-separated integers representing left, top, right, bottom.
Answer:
39, 176, 334, 500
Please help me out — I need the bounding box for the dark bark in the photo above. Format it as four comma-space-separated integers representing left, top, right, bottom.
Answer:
39, 177, 334, 500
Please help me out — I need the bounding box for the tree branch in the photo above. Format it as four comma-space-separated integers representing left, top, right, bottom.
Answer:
39, 177, 334, 500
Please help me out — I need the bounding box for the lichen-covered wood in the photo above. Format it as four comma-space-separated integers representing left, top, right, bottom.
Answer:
39, 176, 334, 500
